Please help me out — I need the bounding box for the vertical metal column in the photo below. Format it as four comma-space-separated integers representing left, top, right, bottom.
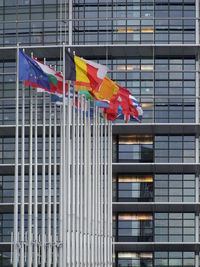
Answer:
80, 95, 83, 267
76, 92, 80, 266
104, 119, 108, 267
66, 74, 71, 267
195, 133, 199, 267
53, 104, 57, 267
68, 0, 73, 45
107, 121, 111, 267
62, 44, 67, 267
195, 50, 200, 267
195, 0, 199, 45
94, 106, 98, 267
14, 44, 19, 267
83, 96, 87, 266
28, 88, 33, 267
97, 109, 101, 266
59, 104, 63, 267
20, 83, 25, 267
196, 54, 199, 125
87, 99, 91, 267
41, 93, 46, 267
34, 91, 38, 267
71, 90, 76, 266
91, 104, 95, 267
47, 100, 52, 267
100, 118, 104, 266
108, 121, 113, 266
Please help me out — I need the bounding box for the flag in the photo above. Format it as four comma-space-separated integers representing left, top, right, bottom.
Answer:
19, 49, 50, 91
103, 85, 143, 122
19, 49, 67, 95
65, 51, 108, 92
93, 77, 119, 101
129, 95, 143, 121
34, 58, 67, 95
79, 90, 94, 100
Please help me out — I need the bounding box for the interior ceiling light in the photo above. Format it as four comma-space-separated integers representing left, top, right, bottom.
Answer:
117, 27, 137, 33
117, 65, 139, 71
141, 65, 154, 71
141, 27, 154, 33
142, 103, 153, 108
118, 176, 153, 183
119, 214, 153, 221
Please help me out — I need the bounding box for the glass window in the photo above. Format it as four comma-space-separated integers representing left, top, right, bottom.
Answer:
117, 213, 153, 242
117, 175, 153, 202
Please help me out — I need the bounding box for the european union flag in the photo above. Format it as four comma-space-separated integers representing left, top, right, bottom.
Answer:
19, 49, 50, 90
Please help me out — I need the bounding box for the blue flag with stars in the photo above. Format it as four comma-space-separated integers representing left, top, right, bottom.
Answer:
19, 49, 50, 90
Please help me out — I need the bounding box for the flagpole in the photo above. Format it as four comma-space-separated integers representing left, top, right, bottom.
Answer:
59, 104, 63, 267
91, 103, 95, 267
66, 57, 71, 267
109, 121, 113, 266
107, 121, 110, 266
108, 121, 112, 266
47, 98, 52, 267
62, 43, 67, 267
87, 99, 91, 266
104, 119, 107, 267
28, 87, 33, 267
41, 91, 46, 267
72, 89, 76, 266
107, 120, 110, 266
83, 96, 87, 266
53, 102, 57, 267
94, 105, 98, 267
20, 81, 25, 267
80, 94, 83, 267
76, 92, 80, 266
100, 116, 103, 266
14, 43, 19, 267
34, 89, 38, 267
97, 108, 100, 266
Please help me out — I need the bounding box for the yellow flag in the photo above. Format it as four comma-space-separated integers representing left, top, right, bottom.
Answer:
94, 77, 119, 101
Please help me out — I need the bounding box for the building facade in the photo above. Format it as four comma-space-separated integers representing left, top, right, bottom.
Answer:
0, 0, 200, 266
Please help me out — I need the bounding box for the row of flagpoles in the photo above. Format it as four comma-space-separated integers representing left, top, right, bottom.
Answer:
18, 45, 143, 123
13, 45, 113, 266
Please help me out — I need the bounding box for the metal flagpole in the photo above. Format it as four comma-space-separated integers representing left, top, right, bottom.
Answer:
14, 43, 19, 267
80, 95, 83, 267
62, 43, 67, 267
20, 81, 25, 267
97, 109, 101, 266
110, 121, 113, 266
107, 121, 110, 266
108, 121, 112, 266
76, 92, 80, 266
87, 99, 91, 266
66, 58, 71, 267
28, 88, 33, 267
59, 104, 63, 267
100, 117, 103, 266
34, 90, 38, 267
91, 103, 95, 266
104, 119, 108, 267
47, 99, 52, 266
53, 103, 57, 267
107, 121, 110, 267
71, 89, 76, 266
83, 96, 87, 266
41, 91, 46, 267
94, 105, 98, 267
